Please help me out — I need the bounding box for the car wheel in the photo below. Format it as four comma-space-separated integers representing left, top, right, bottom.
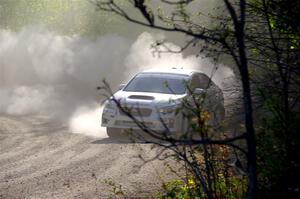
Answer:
106, 127, 122, 138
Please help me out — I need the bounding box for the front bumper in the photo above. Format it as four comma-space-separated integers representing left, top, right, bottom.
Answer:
101, 105, 179, 132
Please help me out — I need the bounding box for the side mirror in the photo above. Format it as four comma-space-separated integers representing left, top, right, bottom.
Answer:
118, 83, 126, 90
194, 88, 206, 95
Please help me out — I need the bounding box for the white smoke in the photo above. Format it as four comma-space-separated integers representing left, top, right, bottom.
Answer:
0, 26, 235, 138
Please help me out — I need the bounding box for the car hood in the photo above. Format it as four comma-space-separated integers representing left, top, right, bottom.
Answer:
112, 90, 186, 107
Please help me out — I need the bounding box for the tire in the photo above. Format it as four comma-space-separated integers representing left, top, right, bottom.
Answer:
106, 127, 122, 138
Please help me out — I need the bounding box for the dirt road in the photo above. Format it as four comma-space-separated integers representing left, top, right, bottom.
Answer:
0, 115, 176, 198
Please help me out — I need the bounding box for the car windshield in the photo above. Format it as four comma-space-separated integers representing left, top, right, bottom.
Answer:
123, 73, 189, 94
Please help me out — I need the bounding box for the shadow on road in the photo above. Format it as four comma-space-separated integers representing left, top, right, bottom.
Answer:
91, 137, 154, 144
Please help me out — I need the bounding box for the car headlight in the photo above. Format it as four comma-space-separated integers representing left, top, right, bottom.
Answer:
104, 100, 116, 110
158, 105, 177, 115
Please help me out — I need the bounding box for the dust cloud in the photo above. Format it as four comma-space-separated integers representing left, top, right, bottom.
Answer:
125, 32, 235, 89
69, 105, 106, 138
0, 26, 235, 138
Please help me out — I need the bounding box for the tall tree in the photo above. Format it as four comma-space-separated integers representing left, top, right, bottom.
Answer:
95, 0, 257, 198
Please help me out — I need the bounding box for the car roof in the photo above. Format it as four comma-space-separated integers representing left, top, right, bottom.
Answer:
141, 68, 196, 76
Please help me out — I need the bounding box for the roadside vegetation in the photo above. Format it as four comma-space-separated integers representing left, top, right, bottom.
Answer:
96, 0, 300, 198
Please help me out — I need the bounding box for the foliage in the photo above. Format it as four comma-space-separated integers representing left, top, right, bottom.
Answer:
0, 0, 124, 35
246, 0, 300, 197
103, 178, 125, 198
256, 108, 300, 198
159, 174, 246, 199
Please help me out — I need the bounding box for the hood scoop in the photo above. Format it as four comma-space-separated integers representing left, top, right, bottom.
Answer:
128, 95, 154, 100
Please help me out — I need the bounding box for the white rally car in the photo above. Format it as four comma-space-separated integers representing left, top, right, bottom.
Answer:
101, 68, 224, 138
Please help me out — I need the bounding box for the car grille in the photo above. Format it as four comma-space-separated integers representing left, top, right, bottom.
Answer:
115, 120, 153, 127
119, 107, 152, 117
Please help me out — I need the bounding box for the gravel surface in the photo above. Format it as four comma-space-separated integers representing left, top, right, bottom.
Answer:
0, 115, 177, 198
